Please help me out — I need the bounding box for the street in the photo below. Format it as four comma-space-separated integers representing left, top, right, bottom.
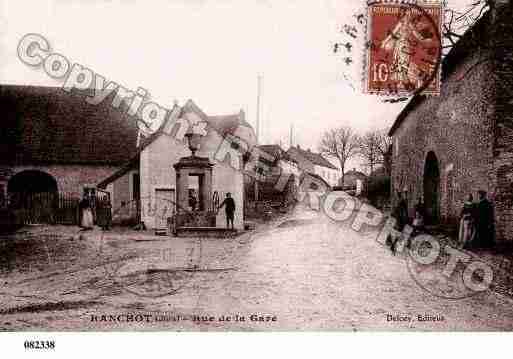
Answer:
2, 203, 513, 331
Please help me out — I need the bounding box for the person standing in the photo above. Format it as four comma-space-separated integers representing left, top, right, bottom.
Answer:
79, 195, 94, 230
389, 191, 409, 254
413, 197, 425, 229
458, 193, 476, 249
396, 191, 409, 231
189, 189, 197, 211
97, 196, 112, 231
475, 190, 495, 248
218, 192, 236, 230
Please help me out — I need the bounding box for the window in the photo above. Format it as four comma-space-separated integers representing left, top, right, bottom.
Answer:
0, 183, 5, 208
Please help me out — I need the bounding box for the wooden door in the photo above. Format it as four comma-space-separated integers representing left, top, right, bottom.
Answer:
154, 188, 175, 230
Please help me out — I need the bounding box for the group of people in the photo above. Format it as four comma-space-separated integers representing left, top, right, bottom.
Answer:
389, 190, 495, 252
78, 194, 112, 231
458, 190, 495, 249
79, 191, 236, 231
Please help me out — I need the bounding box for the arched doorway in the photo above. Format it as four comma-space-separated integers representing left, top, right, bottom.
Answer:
423, 151, 440, 225
7, 170, 58, 224
8, 170, 58, 195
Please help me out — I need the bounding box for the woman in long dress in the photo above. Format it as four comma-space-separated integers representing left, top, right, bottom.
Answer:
97, 197, 112, 230
458, 194, 476, 248
79, 196, 94, 229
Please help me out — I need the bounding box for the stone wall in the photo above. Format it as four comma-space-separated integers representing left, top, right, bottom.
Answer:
391, 6, 513, 241
492, 4, 513, 241
391, 46, 496, 228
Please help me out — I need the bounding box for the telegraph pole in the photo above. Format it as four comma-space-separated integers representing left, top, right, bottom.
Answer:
255, 74, 262, 201
289, 123, 294, 148
256, 75, 262, 142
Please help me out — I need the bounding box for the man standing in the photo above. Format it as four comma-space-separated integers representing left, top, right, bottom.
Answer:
218, 192, 236, 230
189, 189, 197, 211
475, 190, 495, 248
395, 191, 409, 231
413, 197, 425, 228
389, 191, 409, 254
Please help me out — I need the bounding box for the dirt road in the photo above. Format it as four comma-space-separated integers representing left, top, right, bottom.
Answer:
2, 204, 513, 331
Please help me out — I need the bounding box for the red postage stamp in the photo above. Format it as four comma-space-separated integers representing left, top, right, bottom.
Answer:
364, 0, 443, 96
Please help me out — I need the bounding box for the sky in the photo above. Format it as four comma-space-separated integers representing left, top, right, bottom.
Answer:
0, 0, 475, 171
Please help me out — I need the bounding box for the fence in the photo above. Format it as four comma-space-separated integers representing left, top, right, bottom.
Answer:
7, 192, 80, 226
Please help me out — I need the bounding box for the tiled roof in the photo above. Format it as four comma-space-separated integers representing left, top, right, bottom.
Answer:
0, 84, 139, 165
287, 146, 337, 170
301, 171, 331, 189
97, 154, 140, 189
138, 99, 257, 153
208, 114, 253, 136
258, 144, 296, 163
345, 169, 367, 178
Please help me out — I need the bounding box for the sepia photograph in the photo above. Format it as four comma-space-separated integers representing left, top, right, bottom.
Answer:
1, 0, 513, 356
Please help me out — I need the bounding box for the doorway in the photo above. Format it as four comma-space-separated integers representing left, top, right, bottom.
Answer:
423, 151, 440, 225
154, 188, 175, 230
7, 170, 58, 224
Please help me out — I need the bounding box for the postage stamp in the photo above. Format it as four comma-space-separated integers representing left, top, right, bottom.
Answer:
364, 0, 443, 96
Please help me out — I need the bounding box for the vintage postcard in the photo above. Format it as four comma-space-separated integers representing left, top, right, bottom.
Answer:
1, 0, 513, 354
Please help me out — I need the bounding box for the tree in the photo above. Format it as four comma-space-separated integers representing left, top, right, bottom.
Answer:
318, 127, 360, 187
357, 129, 392, 175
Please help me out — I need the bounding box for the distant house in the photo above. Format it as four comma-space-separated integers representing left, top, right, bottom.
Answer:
98, 100, 257, 230
366, 166, 390, 209
0, 84, 139, 207
298, 172, 331, 195
258, 145, 300, 183
286, 145, 340, 187
256, 144, 301, 203
343, 169, 367, 193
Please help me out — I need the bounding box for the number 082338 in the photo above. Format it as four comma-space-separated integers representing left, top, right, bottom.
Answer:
23, 340, 56, 350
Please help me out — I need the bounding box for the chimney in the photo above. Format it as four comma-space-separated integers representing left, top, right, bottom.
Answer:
297, 144, 301, 149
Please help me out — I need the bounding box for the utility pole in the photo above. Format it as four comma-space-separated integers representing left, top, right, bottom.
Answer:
256, 75, 262, 143
255, 74, 262, 202
289, 123, 294, 148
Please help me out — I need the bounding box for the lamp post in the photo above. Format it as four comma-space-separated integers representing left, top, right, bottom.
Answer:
185, 129, 201, 157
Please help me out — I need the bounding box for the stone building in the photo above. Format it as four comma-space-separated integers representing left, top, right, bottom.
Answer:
258, 145, 300, 184
255, 144, 301, 203
388, 5, 513, 241
286, 145, 340, 187
0, 84, 139, 204
343, 168, 367, 192
99, 100, 257, 230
